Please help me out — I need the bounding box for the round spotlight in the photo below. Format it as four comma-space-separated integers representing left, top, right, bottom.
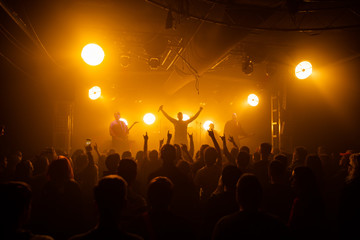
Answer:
295, 61, 312, 79
148, 57, 160, 70
89, 86, 101, 100
143, 113, 156, 125
203, 120, 214, 131
248, 94, 259, 107
120, 118, 128, 126
81, 43, 105, 66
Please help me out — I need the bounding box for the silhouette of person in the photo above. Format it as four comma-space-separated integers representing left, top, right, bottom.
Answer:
109, 112, 129, 154
159, 105, 203, 145
69, 175, 143, 240
223, 113, 248, 147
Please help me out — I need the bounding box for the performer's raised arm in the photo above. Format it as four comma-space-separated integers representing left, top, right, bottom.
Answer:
159, 105, 177, 124
187, 106, 203, 123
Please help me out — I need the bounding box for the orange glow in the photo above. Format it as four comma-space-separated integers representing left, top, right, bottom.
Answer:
182, 114, 190, 121
203, 120, 214, 130
81, 43, 105, 66
89, 86, 101, 100
295, 61, 312, 79
143, 113, 156, 125
248, 94, 259, 106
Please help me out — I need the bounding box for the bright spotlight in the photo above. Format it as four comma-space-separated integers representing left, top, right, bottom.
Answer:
203, 120, 214, 131
182, 114, 190, 121
295, 61, 312, 79
81, 43, 105, 66
248, 94, 259, 106
120, 118, 128, 126
143, 113, 156, 125
89, 86, 101, 100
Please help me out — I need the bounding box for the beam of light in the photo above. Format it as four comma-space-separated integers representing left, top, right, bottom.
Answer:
295, 61, 312, 79
89, 86, 101, 100
81, 43, 105, 66
120, 118, 128, 126
248, 94, 259, 106
143, 113, 156, 125
203, 120, 214, 130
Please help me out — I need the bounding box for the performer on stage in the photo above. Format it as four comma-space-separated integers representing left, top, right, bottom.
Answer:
224, 113, 249, 147
159, 105, 203, 145
109, 112, 137, 154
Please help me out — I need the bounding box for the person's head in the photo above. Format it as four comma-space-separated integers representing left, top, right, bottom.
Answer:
347, 153, 360, 182
204, 146, 218, 166
117, 159, 137, 186
232, 113, 238, 121
305, 154, 323, 178
47, 156, 74, 182
240, 145, 250, 154
176, 160, 191, 177
105, 153, 121, 172
147, 176, 173, 210
236, 173, 262, 211
339, 150, 354, 168
94, 175, 127, 223
0, 181, 32, 230
74, 153, 88, 173
31, 155, 49, 176
199, 144, 210, 161
293, 146, 308, 163
274, 153, 288, 168
135, 151, 144, 162
268, 160, 286, 184
230, 147, 239, 160
237, 151, 250, 170
149, 150, 159, 162
14, 160, 34, 183
160, 144, 176, 166
260, 142, 272, 159
177, 112, 183, 121
121, 151, 132, 160
222, 165, 242, 192
114, 112, 121, 120
291, 166, 317, 196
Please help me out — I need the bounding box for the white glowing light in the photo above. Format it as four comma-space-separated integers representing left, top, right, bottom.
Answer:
120, 118, 128, 126
143, 113, 156, 125
295, 61, 312, 79
248, 94, 259, 107
182, 114, 190, 121
203, 120, 214, 130
81, 43, 105, 66
89, 86, 101, 100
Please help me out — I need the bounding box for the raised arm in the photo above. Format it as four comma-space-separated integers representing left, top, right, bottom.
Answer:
188, 133, 194, 158
221, 134, 235, 165
187, 107, 203, 123
228, 136, 239, 149
166, 130, 172, 144
208, 129, 222, 166
159, 105, 177, 124
143, 132, 148, 161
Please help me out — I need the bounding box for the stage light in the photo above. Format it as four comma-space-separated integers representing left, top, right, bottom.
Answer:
89, 86, 101, 100
203, 120, 214, 131
81, 43, 104, 66
143, 113, 156, 125
295, 61, 312, 79
148, 57, 160, 70
120, 55, 130, 67
182, 114, 190, 121
242, 56, 253, 75
248, 94, 259, 106
120, 118, 128, 126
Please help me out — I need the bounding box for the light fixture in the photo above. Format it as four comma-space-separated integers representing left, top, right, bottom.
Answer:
81, 43, 104, 66
89, 86, 101, 100
242, 56, 253, 75
295, 61, 312, 79
119, 55, 130, 68
143, 113, 156, 125
203, 120, 214, 131
148, 57, 160, 70
248, 94, 259, 106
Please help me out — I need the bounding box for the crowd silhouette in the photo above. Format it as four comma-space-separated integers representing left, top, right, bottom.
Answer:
0, 125, 359, 240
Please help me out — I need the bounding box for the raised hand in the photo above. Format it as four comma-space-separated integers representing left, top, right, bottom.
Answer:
160, 138, 164, 146
167, 130, 172, 140
143, 132, 148, 141
208, 129, 215, 138
181, 144, 188, 152
220, 134, 226, 142
94, 142, 98, 151
188, 132, 193, 139
158, 105, 163, 112
228, 135, 235, 143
